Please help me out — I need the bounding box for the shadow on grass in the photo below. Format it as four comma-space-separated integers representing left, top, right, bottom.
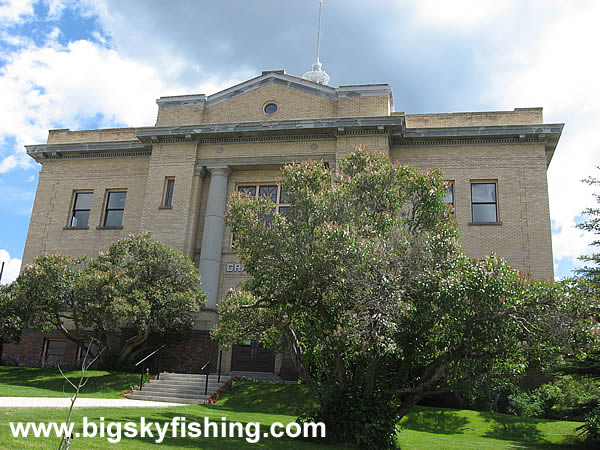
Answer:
0, 366, 138, 397
399, 406, 589, 449
400, 408, 469, 434
210, 381, 315, 416
479, 412, 587, 449
481, 413, 544, 442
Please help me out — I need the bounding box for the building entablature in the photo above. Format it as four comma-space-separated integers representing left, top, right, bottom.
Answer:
136, 115, 405, 144
26, 118, 562, 166
25, 140, 151, 163
393, 123, 563, 166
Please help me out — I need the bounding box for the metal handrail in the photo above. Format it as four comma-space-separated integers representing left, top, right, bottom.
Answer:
134, 344, 165, 390
134, 344, 165, 367
200, 348, 223, 395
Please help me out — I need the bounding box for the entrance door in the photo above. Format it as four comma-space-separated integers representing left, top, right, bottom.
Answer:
231, 340, 275, 372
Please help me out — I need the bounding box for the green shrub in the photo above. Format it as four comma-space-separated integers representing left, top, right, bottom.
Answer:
508, 376, 600, 420
580, 405, 600, 443
300, 385, 399, 449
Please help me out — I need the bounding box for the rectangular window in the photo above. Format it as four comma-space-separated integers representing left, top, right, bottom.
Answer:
44, 340, 66, 366
471, 182, 498, 223
442, 182, 454, 206
70, 192, 92, 227
163, 177, 175, 208
258, 185, 278, 202
236, 184, 291, 230
77, 341, 99, 363
103, 191, 127, 227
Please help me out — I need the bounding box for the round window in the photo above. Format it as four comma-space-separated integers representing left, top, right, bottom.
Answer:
264, 103, 278, 114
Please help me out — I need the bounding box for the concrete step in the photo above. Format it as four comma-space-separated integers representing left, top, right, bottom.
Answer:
127, 372, 233, 404
156, 379, 230, 386
160, 373, 230, 380
128, 393, 209, 404
138, 386, 220, 395
142, 384, 226, 392
146, 381, 227, 390
132, 390, 211, 400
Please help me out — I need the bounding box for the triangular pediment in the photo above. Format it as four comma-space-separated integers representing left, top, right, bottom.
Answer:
155, 70, 393, 125
206, 70, 338, 106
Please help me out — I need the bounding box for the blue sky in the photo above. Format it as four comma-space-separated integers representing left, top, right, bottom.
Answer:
1, 0, 599, 283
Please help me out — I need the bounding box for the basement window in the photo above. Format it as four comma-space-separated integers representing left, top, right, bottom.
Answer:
44, 340, 66, 366
77, 341, 100, 363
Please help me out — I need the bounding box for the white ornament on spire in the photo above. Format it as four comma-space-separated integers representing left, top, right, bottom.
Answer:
303, 59, 330, 85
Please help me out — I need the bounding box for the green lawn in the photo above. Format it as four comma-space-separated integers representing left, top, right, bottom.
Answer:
0, 367, 591, 448
398, 406, 588, 449
0, 366, 140, 398
0, 380, 331, 449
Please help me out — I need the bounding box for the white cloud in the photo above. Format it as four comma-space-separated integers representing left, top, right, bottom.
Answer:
482, 1, 600, 274
551, 220, 591, 267
0, 154, 17, 173
0, 30, 253, 173
0, 0, 35, 25
44, 0, 68, 20
413, 0, 516, 28
0, 249, 21, 284
0, 0, 71, 25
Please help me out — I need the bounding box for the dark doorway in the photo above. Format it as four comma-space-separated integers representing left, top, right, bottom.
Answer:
231, 340, 275, 372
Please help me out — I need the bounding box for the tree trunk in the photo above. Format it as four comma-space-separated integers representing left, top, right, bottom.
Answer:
58, 323, 84, 349
363, 356, 379, 399
335, 354, 346, 389
117, 331, 149, 365
283, 325, 318, 394
396, 394, 424, 421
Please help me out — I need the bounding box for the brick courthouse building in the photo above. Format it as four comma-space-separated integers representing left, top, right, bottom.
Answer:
6, 69, 563, 375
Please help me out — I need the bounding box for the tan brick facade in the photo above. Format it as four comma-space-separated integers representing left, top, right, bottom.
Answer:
404, 107, 544, 128
391, 143, 553, 279
18, 70, 562, 373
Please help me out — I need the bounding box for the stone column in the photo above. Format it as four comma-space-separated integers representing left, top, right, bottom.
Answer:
198, 165, 231, 308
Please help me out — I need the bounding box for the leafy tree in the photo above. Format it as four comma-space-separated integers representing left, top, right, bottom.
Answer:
577, 174, 600, 282
0, 284, 24, 362
12, 254, 85, 348
557, 173, 600, 441
11, 233, 206, 366
213, 149, 597, 448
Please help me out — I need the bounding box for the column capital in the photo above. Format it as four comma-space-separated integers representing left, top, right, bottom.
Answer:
206, 165, 232, 176
194, 165, 208, 179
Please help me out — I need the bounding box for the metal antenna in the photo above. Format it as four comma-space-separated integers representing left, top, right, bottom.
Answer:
303, 0, 330, 85
316, 0, 323, 63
